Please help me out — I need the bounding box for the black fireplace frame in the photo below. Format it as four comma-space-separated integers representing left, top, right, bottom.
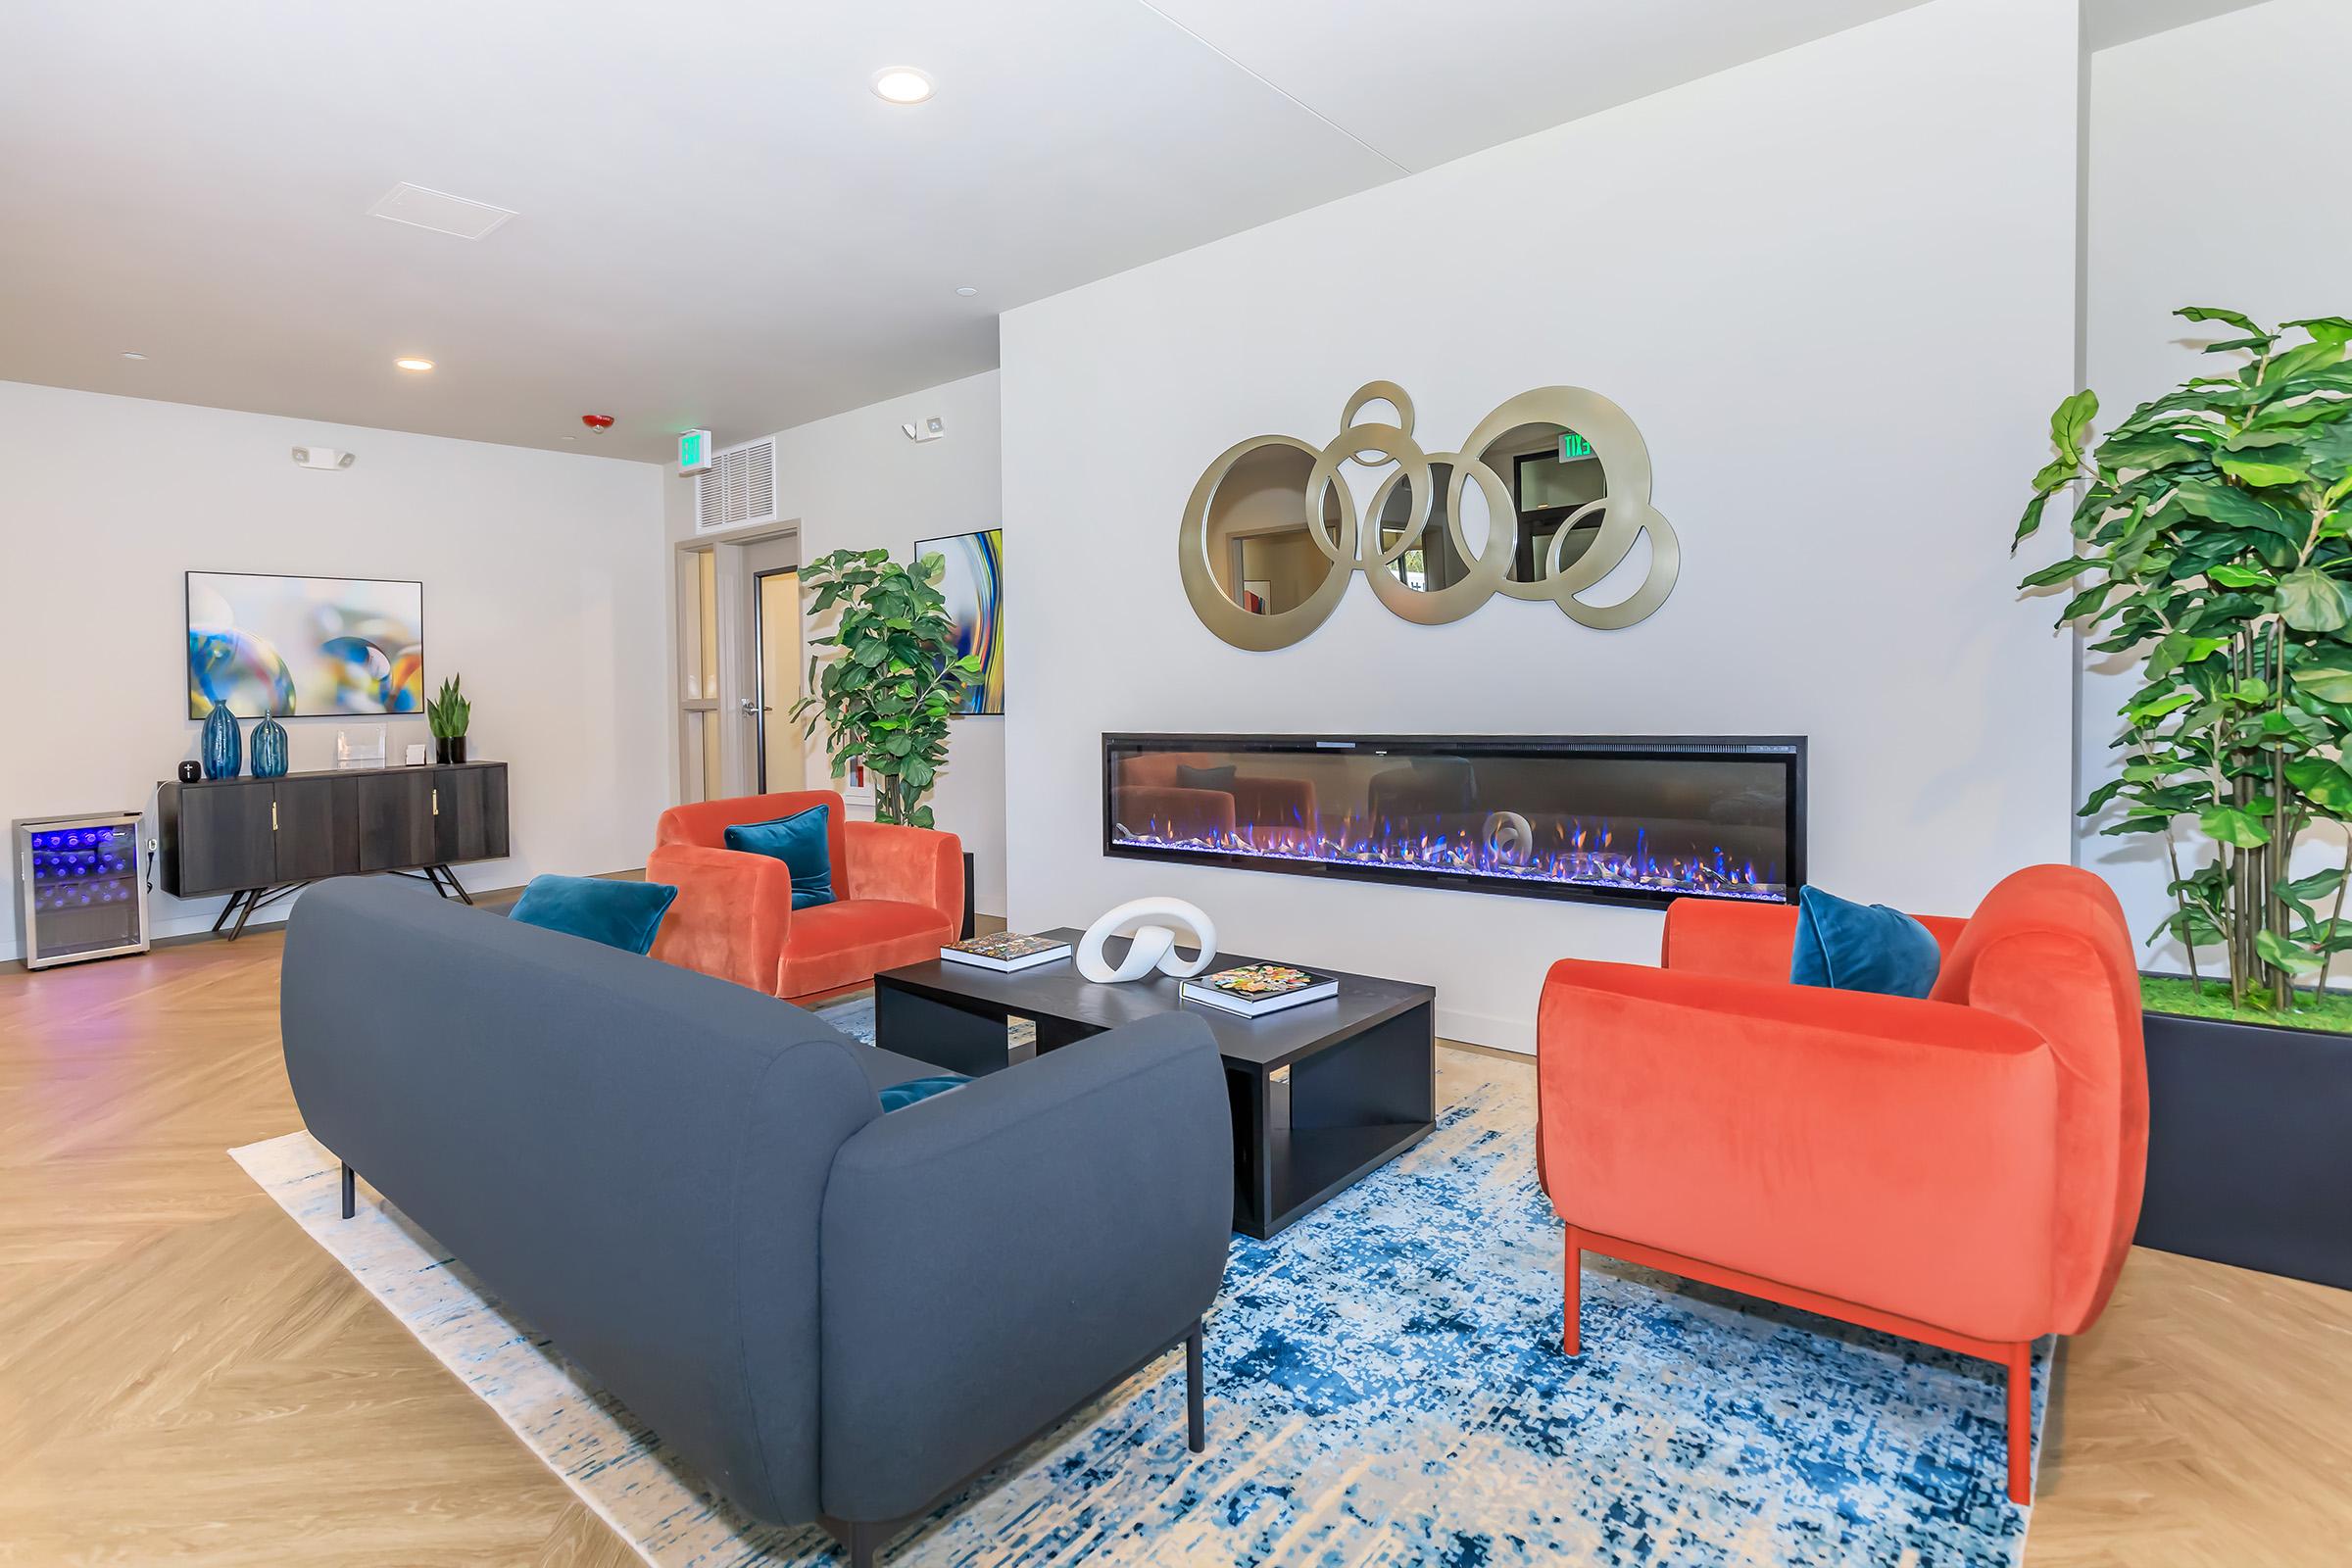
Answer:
1102, 733, 1807, 910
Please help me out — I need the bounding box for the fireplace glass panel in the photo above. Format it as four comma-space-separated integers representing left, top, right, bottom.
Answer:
1105, 735, 1800, 907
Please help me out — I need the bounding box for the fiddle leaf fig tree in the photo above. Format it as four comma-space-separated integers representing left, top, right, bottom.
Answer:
2017, 308, 2352, 1011
790, 548, 980, 829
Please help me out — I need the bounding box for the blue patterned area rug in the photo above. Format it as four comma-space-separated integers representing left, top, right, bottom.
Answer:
232, 1010, 2039, 1567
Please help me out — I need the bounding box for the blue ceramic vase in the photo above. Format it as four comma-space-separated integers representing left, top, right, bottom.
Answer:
200, 703, 242, 780
251, 716, 289, 778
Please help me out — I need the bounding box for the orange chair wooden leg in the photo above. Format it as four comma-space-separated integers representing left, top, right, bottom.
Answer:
1562, 1225, 1582, 1356
2005, 1340, 2033, 1505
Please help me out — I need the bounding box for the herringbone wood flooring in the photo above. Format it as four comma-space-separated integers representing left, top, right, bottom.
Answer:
2, 934, 2347, 1564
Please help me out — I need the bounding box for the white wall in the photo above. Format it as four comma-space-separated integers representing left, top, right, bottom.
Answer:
1002, 0, 2082, 1052
2081, 0, 2345, 975
665, 370, 1007, 916
0, 380, 669, 960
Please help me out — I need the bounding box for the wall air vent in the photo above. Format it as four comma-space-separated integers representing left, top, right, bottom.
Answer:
695, 436, 779, 532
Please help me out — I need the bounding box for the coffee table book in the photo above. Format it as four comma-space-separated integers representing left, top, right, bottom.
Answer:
940, 932, 1073, 973
1180, 963, 1339, 1017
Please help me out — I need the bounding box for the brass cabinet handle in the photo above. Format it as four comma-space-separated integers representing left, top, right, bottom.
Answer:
432, 788, 439, 816
271, 800, 279, 831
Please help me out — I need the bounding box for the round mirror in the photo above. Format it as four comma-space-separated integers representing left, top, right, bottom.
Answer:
1473, 421, 1606, 591
1201, 443, 1345, 617
1373, 460, 1460, 592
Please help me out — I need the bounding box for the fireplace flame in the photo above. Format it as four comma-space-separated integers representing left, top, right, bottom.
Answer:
1111, 813, 1781, 902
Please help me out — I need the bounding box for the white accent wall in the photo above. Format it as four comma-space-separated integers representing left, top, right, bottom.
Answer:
1002, 0, 2084, 1052
2082, 0, 2349, 974
0, 380, 669, 960
664, 371, 1008, 918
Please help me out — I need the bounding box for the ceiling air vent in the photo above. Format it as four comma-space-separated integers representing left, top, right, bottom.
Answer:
696, 437, 779, 532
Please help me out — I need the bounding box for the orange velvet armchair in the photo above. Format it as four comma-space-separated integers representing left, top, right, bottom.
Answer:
647, 790, 963, 1004
1537, 864, 2147, 1504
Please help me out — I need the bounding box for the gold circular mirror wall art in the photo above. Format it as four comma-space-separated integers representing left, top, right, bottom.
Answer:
1179, 382, 1680, 650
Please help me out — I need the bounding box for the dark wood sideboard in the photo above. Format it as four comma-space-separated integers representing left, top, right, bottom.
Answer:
159, 761, 509, 939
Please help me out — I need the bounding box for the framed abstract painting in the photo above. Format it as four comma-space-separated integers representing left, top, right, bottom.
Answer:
186, 571, 424, 719
915, 528, 1004, 716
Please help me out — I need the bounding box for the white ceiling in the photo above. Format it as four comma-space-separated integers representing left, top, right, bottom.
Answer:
1, 0, 1969, 461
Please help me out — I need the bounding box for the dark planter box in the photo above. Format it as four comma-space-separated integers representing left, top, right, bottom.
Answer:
2136, 1004, 2352, 1291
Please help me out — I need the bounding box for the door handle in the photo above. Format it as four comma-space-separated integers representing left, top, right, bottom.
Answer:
739, 697, 771, 714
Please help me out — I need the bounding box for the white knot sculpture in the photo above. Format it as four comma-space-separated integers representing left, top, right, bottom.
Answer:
1075, 897, 1219, 984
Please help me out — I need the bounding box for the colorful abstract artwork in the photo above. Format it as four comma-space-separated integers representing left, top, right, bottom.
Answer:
186, 572, 423, 719
917, 528, 1004, 715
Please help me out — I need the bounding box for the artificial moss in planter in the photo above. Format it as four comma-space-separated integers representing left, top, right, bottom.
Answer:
2142, 975, 2352, 1034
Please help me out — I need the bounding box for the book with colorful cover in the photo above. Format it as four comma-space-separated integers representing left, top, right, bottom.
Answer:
1180, 962, 1340, 1017
940, 931, 1073, 972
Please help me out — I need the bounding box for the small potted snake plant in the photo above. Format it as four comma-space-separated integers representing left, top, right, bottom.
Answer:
427, 674, 471, 764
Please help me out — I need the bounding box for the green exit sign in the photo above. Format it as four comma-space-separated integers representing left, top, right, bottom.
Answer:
1560, 431, 1592, 461
679, 428, 712, 475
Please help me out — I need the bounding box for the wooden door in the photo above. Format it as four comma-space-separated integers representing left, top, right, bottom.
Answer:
351, 771, 436, 871
172, 782, 275, 895
271, 777, 354, 883
432, 765, 509, 864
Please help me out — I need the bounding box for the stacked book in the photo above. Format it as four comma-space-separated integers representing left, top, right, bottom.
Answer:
1180, 963, 1339, 1018
940, 932, 1073, 973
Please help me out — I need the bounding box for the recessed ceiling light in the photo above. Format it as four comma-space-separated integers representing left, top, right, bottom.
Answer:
870, 67, 933, 105
395, 357, 435, 372
121, 351, 147, 360
955, 286, 978, 297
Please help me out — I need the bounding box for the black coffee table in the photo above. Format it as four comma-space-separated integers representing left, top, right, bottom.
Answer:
873, 929, 1436, 1240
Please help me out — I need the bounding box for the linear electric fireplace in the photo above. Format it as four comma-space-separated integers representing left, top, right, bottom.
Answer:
1103, 734, 1804, 909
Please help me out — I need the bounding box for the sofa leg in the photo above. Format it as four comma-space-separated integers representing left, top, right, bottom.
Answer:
828, 1517, 882, 1568
2005, 1340, 2033, 1505
1562, 1225, 1582, 1356
1185, 1320, 1205, 1452
340, 1162, 355, 1220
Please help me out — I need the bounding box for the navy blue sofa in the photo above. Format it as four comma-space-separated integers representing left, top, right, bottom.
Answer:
279, 877, 1232, 1565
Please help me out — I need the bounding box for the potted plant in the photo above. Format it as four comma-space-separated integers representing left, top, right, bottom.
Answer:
2016, 306, 2352, 1287
791, 548, 980, 829
427, 674, 471, 764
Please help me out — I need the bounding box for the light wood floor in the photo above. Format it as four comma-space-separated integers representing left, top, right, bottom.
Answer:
3, 934, 2347, 1565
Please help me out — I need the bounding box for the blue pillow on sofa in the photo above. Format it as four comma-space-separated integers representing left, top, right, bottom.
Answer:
724, 805, 836, 910
879, 1074, 968, 1113
509, 874, 678, 956
1789, 885, 1940, 999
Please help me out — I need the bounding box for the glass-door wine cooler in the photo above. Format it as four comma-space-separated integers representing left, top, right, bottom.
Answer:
13, 810, 150, 970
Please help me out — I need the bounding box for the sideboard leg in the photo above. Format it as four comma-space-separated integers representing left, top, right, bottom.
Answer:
340, 1162, 355, 1219
435, 865, 475, 906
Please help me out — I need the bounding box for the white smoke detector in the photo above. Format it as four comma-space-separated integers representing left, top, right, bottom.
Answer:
292, 446, 356, 470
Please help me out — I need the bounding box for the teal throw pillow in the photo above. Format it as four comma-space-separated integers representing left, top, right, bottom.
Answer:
509, 875, 677, 956
879, 1074, 967, 1112
1788, 885, 1940, 999
724, 805, 836, 910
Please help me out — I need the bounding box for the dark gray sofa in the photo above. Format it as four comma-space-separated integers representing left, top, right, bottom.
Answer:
279, 877, 1232, 1566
